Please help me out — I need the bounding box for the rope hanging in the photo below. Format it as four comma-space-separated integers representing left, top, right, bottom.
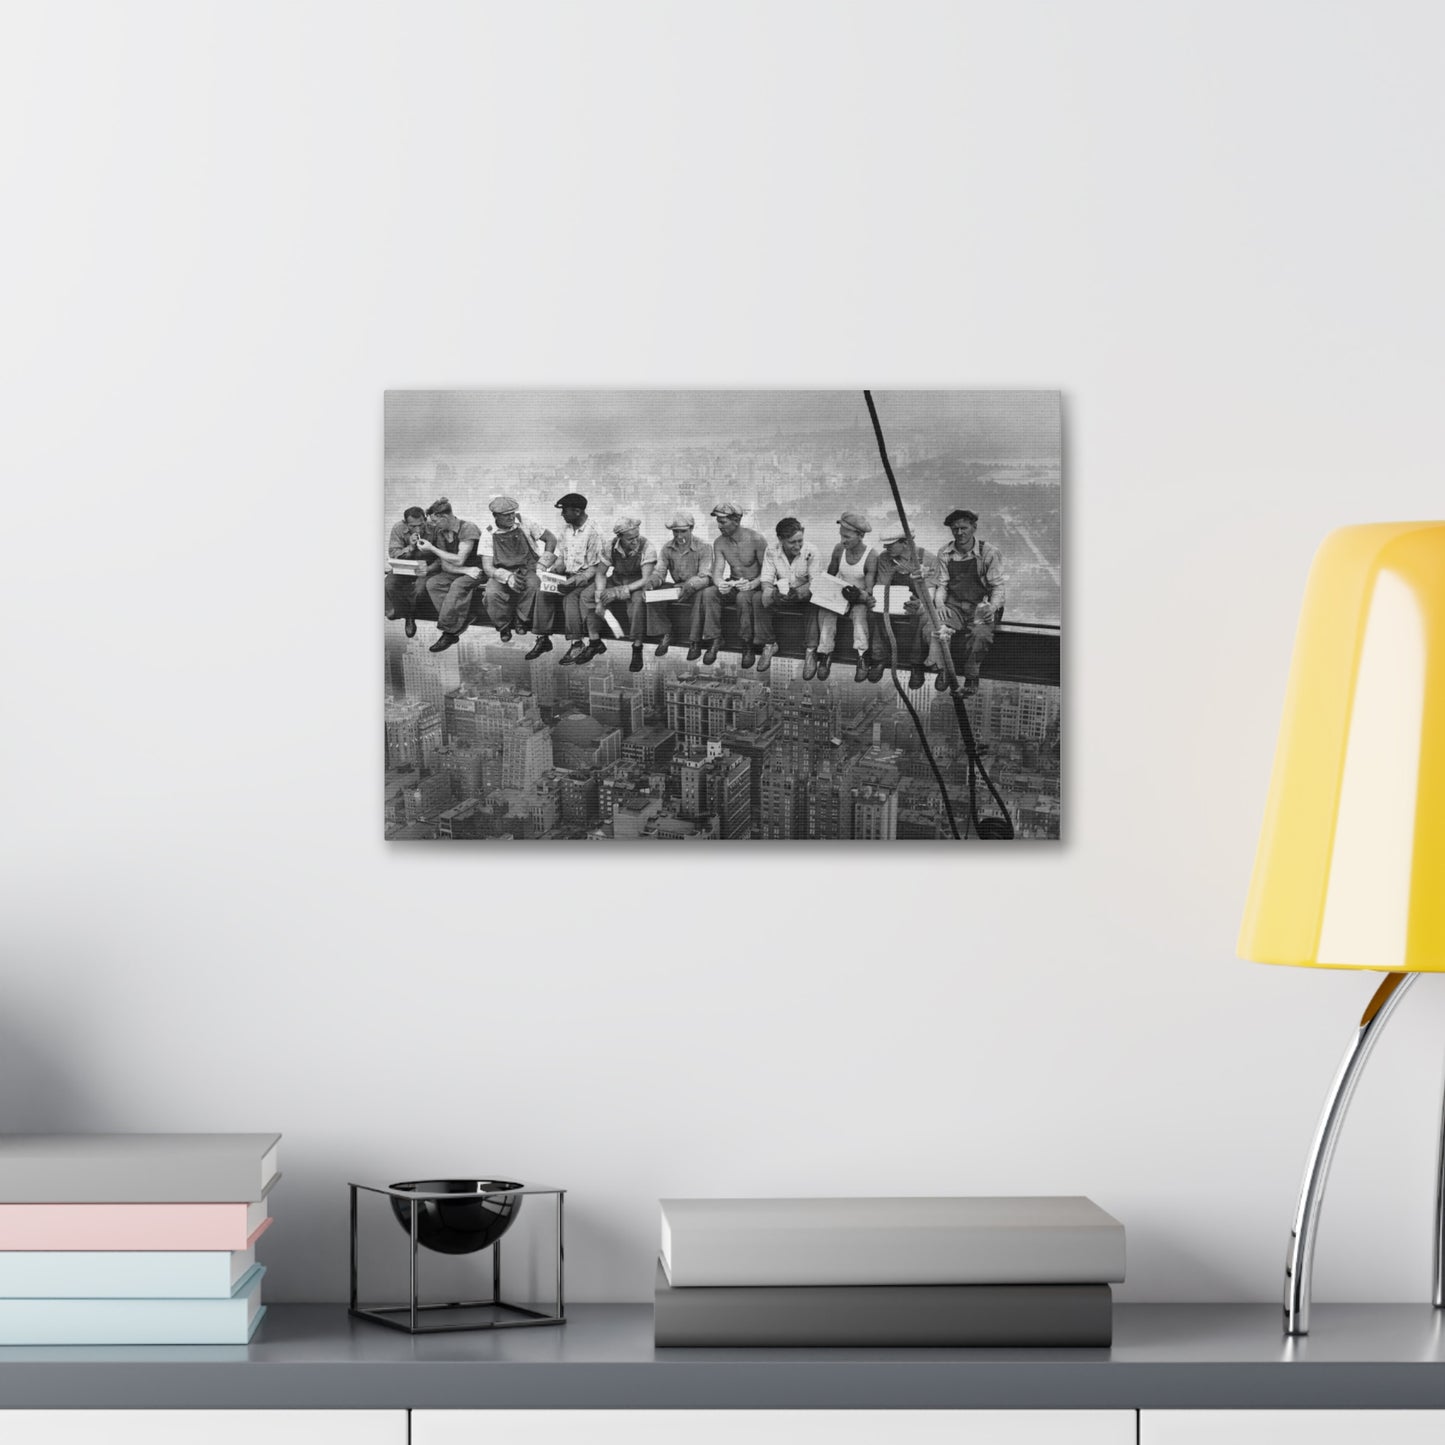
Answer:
863, 391, 1015, 840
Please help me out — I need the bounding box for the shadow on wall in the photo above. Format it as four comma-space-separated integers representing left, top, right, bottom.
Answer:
0, 1011, 107, 1132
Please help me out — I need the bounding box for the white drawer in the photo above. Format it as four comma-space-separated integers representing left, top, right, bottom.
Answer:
1142, 1410, 1445, 1444
0, 1411, 407, 1445
413, 1410, 1136, 1445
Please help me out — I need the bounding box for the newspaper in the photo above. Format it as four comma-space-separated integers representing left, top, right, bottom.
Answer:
808, 571, 850, 615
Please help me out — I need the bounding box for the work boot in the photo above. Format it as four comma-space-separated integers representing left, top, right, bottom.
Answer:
935, 671, 952, 693
802, 648, 818, 681
685, 640, 702, 661
404, 619, 417, 639
429, 632, 459, 653
758, 642, 777, 674
524, 636, 553, 660
630, 645, 645, 673
963, 676, 980, 696
853, 653, 869, 683
499, 626, 513, 643
866, 654, 886, 684
513, 624, 531, 636
558, 640, 587, 666
816, 653, 832, 681
908, 664, 926, 690
655, 631, 672, 658
703, 637, 720, 666
740, 642, 755, 669
582, 639, 607, 662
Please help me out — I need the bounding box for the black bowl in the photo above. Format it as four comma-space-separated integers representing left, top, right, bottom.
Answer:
388, 1179, 524, 1255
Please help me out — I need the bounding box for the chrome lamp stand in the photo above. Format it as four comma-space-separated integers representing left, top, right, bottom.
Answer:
1283, 972, 1443, 1334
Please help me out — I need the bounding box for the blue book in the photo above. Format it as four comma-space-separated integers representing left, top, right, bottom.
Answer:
0, 1264, 264, 1344
0, 1246, 256, 1298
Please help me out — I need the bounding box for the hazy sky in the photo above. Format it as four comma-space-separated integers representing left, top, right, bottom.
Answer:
384, 390, 1061, 462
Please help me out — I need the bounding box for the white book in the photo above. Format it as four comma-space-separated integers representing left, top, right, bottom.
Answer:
0, 1134, 280, 1204
659, 1197, 1126, 1287
0, 1246, 256, 1298
0, 1265, 265, 1345
644, 587, 681, 603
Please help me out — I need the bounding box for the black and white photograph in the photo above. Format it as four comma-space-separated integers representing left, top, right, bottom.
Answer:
384, 390, 1061, 841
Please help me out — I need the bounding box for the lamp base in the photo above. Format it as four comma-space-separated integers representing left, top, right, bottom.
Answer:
1283, 971, 1424, 1334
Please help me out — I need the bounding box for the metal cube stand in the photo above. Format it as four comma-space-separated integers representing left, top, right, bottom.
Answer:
348, 1181, 565, 1334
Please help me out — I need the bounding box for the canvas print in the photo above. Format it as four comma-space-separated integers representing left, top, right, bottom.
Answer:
384, 391, 1061, 841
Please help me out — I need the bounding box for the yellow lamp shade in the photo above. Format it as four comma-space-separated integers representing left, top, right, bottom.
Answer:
1239, 522, 1445, 972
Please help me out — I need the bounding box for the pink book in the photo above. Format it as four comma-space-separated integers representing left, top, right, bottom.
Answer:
0, 1199, 271, 1251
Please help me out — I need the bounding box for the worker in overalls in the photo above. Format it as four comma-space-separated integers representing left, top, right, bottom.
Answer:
594, 517, 660, 673
926, 508, 1006, 695
481, 497, 557, 643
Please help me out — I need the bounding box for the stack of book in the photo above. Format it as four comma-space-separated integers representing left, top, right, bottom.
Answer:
655, 1196, 1125, 1347
0, 1133, 280, 1344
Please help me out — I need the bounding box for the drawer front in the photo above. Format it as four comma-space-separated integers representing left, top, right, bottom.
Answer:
1143, 1411, 1445, 1444
414, 1410, 1136, 1445
0, 1411, 407, 1445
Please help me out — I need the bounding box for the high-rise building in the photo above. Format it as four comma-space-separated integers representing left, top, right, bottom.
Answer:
711, 751, 752, 840
852, 783, 899, 841
771, 680, 842, 773
853, 726, 905, 790
678, 757, 709, 820
623, 724, 676, 767
444, 685, 539, 748
590, 677, 644, 738
435, 743, 488, 800
665, 673, 770, 754
502, 718, 553, 790
760, 756, 807, 839
401, 638, 461, 709
977, 680, 1061, 746
385, 700, 438, 772
556, 770, 601, 829
806, 755, 858, 840
720, 723, 780, 838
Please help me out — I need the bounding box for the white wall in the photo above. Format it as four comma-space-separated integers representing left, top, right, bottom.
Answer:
4, 0, 1445, 1305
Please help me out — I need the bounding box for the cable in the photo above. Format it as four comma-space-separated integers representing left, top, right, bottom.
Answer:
879, 577, 962, 839
863, 390, 1015, 839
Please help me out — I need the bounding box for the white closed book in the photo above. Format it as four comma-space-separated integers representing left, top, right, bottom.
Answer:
659, 1197, 1126, 1287
644, 587, 681, 603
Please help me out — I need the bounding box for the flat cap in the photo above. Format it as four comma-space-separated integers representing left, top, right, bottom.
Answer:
710, 501, 744, 519
944, 508, 979, 527
612, 516, 642, 535
555, 492, 588, 511
666, 510, 696, 530
488, 495, 521, 515
880, 526, 909, 544
838, 511, 872, 534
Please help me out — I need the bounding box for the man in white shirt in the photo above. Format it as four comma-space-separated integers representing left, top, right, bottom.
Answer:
756, 516, 821, 677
